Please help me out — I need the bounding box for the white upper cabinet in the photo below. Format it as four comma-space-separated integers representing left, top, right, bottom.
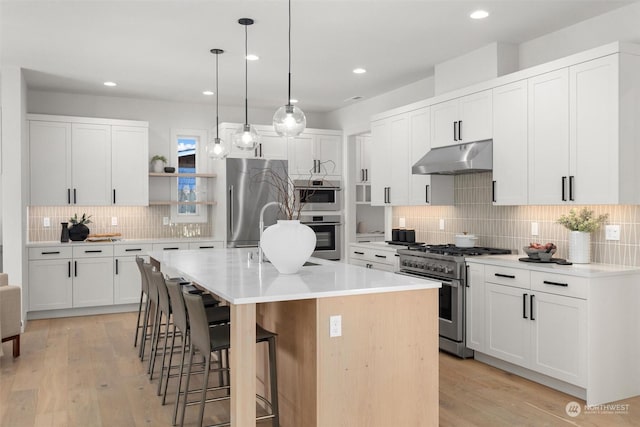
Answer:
288, 131, 342, 179
528, 69, 570, 205
29, 115, 149, 206
370, 118, 392, 206
431, 89, 492, 148
355, 135, 371, 184
29, 120, 72, 206
112, 125, 149, 205
492, 80, 528, 205
528, 53, 640, 205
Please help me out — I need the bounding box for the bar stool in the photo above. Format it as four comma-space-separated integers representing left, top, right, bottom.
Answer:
134, 257, 150, 349
182, 292, 280, 427
164, 278, 231, 425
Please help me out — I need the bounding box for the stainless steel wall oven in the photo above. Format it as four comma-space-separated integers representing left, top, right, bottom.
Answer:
294, 179, 342, 211
299, 214, 342, 260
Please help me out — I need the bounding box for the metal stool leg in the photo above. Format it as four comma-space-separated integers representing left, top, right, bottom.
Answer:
268, 336, 280, 427
134, 290, 144, 347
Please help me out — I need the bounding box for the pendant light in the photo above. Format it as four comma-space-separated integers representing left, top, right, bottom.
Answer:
206, 48, 229, 159
233, 18, 259, 151
273, 0, 306, 137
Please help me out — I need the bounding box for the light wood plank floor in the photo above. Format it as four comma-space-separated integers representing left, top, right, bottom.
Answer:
1, 312, 639, 426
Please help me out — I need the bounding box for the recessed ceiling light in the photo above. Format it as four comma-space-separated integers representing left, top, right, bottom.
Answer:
353, 68, 367, 74
103, 81, 117, 87
289, 98, 299, 104
470, 10, 489, 19
246, 54, 259, 61
203, 90, 214, 96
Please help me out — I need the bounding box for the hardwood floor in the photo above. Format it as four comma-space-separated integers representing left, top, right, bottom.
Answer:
1, 312, 639, 427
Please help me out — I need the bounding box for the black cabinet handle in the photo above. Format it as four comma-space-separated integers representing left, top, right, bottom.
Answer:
569, 175, 575, 201
374, 254, 387, 259
255, 146, 259, 157
74, 261, 77, 277
163, 247, 180, 251
84, 250, 102, 253
198, 246, 215, 249
73, 188, 77, 204
365, 169, 368, 181
354, 251, 365, 255
113, 189, 116, 204
115, 258, 119, 275
387, 187, 391, 204
543, 280, 568, 287
458, 121, 462, 140
68, 261, 71, 278
561, 176, 567, 201
361, 169, 364, 182
453, 121, 458, 141
530, 295, 535, 321
41, 251, 60, 255
523, 293, 528, 319
495, 273, 516, 279
67, 188, 71, 204
425, 185, 430, 204
125, 248, 142, 252
492, 180, 496, 203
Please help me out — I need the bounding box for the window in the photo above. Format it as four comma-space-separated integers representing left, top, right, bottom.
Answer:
170, 129, 209, 223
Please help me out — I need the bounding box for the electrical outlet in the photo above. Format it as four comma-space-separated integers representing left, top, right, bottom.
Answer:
163, 217, 170, 226
43, 217, 50, 227
111, 217, 118, 226
439, 219, 445, 230
399, 217, 406, 228
531, 222, 539, 236
605, 224, 620, 241
330, 315, 342, 337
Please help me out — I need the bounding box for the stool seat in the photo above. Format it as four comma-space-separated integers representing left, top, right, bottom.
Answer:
208, 323, 276, 351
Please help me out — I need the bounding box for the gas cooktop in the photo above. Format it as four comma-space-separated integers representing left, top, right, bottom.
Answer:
406, 244, 512, 257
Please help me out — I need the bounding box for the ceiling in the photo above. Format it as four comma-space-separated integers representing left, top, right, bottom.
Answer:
0, 0, 634, 113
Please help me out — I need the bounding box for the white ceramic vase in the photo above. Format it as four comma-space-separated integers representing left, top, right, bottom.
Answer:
152, 160, 164, 173
260, 220, 317, 274
568, 231, 591, 264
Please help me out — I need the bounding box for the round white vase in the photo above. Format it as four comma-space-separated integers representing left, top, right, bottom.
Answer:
260, 220, 317, 274
568, 231, 591, 264
152, 160, 164, 173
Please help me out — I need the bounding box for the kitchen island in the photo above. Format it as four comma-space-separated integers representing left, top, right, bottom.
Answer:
149, 248, 441, 427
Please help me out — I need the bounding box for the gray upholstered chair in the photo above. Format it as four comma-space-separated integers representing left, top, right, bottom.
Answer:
0, 273, 21, 357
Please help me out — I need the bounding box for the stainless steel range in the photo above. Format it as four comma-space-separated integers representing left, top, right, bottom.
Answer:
397, 244, 512, 358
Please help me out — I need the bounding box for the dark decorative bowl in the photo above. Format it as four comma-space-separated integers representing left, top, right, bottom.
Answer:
164, 167, 175, 173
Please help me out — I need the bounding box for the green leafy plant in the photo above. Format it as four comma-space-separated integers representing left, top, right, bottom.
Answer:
557, 208, 608, 232
69, 213, 92, 225
151, 155, 167, 163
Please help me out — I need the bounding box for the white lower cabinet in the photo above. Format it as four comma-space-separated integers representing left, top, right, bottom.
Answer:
348, 243, 399, 272
73, 256, 114, 307
29, 257, 73, 311
467, 262, 587, 388
114, 244, 153, 305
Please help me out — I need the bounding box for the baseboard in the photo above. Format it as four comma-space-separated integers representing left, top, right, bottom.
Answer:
474, 352, 587, 401
27, 304, 138, 320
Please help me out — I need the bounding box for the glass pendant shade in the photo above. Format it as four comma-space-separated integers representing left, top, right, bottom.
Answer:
232, 123, 259, 150
206, 137, 229, 159
273, 104, 306, 137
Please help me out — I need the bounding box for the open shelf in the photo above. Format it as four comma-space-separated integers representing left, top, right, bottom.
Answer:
149, 172, 217, 178
149, 201, 218, 206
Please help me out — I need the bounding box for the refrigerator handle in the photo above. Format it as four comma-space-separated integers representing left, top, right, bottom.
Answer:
228, 185, 234, 234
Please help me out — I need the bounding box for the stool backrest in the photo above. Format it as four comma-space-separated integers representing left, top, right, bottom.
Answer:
143, 263, 157, 302
152, 270, 170, 314
165, 279, 188, 333
135, 257, 149, 294
183, 293, 210, 355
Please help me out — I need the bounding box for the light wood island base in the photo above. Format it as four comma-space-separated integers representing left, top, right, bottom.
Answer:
257, 288, 439, 427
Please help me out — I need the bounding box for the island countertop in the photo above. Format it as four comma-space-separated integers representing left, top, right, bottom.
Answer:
148, 248, 441, 304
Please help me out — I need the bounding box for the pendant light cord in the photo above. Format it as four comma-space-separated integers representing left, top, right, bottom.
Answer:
244, 23, 249, 125
215, 52, 220, 139
287, 0, 292, 107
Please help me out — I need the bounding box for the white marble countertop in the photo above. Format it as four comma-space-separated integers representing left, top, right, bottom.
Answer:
149, 248, 441, 304
466, 254, 640, 278
26, 237, 221, 247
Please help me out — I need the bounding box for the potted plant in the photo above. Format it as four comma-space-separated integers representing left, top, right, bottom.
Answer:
68, 213, 92, 241
557, 208, 608, 263
150, 155, 167, 173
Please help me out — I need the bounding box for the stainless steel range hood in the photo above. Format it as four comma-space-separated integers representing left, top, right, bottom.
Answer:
412, 140, 492, 175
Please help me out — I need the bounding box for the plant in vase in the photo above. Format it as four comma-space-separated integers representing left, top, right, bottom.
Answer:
255, 162, 324, 274
557, 208, 608, 263
68, 213, 92, 241
150, 155, 167, 173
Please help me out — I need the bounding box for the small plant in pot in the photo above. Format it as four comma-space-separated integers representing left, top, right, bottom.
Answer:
150, 155, 167, 173
68, 213, 92, 241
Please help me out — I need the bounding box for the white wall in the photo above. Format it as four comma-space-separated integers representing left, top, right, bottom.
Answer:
519, 2, 640, 69
1, 67, 28, 322
27, 90, 330, 160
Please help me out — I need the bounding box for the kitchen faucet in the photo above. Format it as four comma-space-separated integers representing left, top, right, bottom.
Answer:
258, 201, 284, 264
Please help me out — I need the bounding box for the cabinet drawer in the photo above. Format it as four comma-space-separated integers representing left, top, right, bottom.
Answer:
531, 271, 587, 299
350, 258, 395, 272
29, 246, 73, 260
152, 242, 190, 251
114, 244, 153, 257
72, 245, 114, 258
485, 265, 530, 289
188, 241, 223, 250
349, 246, 397, 266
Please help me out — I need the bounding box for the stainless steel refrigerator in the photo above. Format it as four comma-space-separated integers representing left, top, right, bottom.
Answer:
226, 158, 288, 247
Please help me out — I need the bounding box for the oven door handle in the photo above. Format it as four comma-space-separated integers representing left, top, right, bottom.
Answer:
295, 186, 342, 191
396, 271, 460, 288
301, 222, 342, 226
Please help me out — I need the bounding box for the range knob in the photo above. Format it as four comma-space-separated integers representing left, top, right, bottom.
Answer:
435, 265, 444, 272
443, 266, 453, 274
